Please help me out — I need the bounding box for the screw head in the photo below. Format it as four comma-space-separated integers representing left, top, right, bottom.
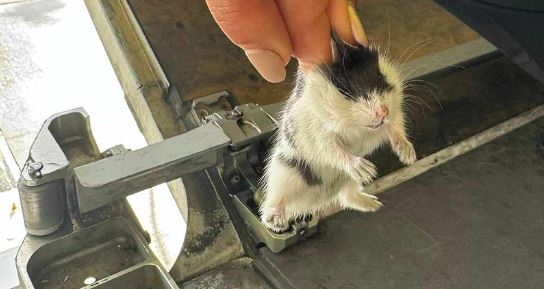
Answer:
27, 162, 43, 179
198, 110, 208, 118
230, 175, 241, 184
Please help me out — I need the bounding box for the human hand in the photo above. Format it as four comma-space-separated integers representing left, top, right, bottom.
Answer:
205, 0, 368, 83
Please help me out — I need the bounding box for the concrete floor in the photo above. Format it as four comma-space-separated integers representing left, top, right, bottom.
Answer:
0, 0, 184, 286
0, 132, 21, 289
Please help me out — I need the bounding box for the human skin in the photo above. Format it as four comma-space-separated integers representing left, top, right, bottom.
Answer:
205, 0, 368, 83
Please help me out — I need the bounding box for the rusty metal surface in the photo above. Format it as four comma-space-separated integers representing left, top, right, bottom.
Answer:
180, 258, 272, 289
168, 171, 244, 282
126, 0, 479, 106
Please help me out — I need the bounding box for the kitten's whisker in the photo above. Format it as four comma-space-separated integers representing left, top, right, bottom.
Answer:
400, 61, 468, 80
404, 79, 441, 98
401, 39, 435, 64
403, 83, 443, 111
403, 97, 426, 114
403, 93, 434, 113
401, 101, 419, 117
393, 39, 433, 68
386, 13, 391, 56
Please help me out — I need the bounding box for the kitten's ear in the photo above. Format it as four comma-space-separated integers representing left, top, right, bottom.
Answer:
330, 31, 359, 63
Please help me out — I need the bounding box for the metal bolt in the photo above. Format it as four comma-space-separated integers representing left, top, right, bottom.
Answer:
231, 175, 241, 184
198, 110, 208, 118
225, 110, 242, 120
27, 162, 43, 179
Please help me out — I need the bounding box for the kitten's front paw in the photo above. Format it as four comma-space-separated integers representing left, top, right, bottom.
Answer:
393, 139, 417, 165
350, 157, 377, 184
261, 209, 289, 233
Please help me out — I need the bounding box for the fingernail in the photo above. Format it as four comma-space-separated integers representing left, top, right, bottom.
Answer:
245, 49, 286, 83
347, 4, 368, 46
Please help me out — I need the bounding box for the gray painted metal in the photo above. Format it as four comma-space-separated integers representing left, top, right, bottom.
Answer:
184, 91, 319, 253
74, 123, 229, 213
208, 103, 276, 150
18, 108, 98, 236
14, 108, 184, 289
400, 38, 499, 80
17, 217, 179, 289
232, 191, 318, 253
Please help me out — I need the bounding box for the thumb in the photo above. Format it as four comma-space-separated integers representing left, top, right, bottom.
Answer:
206, 0, 293, 83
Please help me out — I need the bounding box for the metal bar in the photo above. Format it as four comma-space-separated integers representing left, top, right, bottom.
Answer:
85, 0, 190, 223
74, 124, 230, 213
400, 38, 500, 80
367, 104, 544, 195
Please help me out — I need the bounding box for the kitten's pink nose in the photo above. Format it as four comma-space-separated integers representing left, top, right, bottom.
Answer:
376, 105, 389, 119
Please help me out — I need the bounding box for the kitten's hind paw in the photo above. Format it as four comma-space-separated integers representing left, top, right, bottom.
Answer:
356, 193, 383, 212
261, 209, 290, 234
340, 189, 383, 213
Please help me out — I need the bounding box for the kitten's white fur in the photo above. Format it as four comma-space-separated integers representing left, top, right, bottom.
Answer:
260, 52, 416, 233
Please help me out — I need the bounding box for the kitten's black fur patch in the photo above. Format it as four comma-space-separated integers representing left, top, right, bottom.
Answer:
324, 34, 392, 101
281, 112, 297, 149
277, 153, 322, 186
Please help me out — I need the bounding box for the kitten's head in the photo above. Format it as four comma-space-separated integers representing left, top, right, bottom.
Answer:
310, 33, 404, 131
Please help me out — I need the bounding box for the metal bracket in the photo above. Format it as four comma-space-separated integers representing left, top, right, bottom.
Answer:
74, 123, 229, 213
187, 92, 319, 253
18, 108, 99, 236
207, 103, 276, 150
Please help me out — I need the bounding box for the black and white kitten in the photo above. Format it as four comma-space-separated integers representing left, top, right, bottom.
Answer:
260, 35, 417, 233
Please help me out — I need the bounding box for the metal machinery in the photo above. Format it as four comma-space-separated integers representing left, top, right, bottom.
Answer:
13, 1, 544, 288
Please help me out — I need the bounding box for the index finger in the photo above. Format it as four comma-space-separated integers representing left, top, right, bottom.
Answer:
206, 0, 292, 82
276, 0, 332, 65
